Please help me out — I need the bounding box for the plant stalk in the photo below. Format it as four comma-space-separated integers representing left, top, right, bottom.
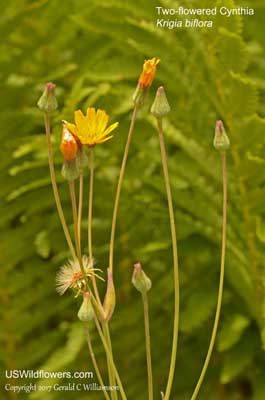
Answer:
109, 106, 138, 273
105, 106, 139, 398
69, 180, 87, 283
44, 112, 76, 259
89, 292, 116, 399
77, 171, 83, 248
88, 149, 94, 261
142, 291, 153, 400
84, 324, 111, 400
87, 150, 115, 397
88, 149, 103, 306
190, 151, 227, 400
157, 119, 180, 400
103, 322, 118, 400
94, 317, 127, 400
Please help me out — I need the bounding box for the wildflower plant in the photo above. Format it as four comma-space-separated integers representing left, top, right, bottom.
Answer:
38, 57, 229, 400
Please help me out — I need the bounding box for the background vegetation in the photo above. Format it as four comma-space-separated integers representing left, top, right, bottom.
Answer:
1, 0, 265, 399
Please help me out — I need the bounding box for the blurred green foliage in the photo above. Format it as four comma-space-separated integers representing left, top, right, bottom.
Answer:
1, 0, 265, 399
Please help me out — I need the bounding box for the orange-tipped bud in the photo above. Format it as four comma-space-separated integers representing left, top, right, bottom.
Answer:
133, 58, 160, 106
138, 58, 160, 88
60, 123, 78, 161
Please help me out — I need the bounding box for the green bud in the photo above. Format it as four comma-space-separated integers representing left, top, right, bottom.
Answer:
61, 159, 80, 181
133, 83, 149, 106
132, 262, 152, 293
37, 82, 58, 112
151, 86, 170, 118
103, 268, 116, 321
78, 292, 94, 322
213, 120, 230, 151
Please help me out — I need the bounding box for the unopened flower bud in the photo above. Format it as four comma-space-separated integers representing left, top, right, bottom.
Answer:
213, 120, 230, 151
132, 262, 152, 293
103, 268, 116, 321
61, 123, 78, 162
139, 58, 160, 89
133, 58, 160, 106
151, 86, 170, 118
37, 82, 58, 112
78, 292, 94, 322
61, 123, 80, 181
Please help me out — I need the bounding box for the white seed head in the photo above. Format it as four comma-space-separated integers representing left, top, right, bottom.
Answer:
55, 256, 101, 295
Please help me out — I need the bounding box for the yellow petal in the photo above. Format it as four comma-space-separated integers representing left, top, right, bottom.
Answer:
77, 134, 91, 145
86, 108, 96, 135
96, 109, 109, 135
96, 135, 113, 144
74, 110, 86, 129
102, 122, 119, 137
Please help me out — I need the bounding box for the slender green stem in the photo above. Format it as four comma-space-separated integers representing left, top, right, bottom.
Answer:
87, 149, 103, 307
109, 106, 138, 273
44, 112, 76, 259
104, 106, 139, 398
69, 180, 81, 260
89, 288, 115, 395
84, 324, 111, 400
190, 151, 227, 400
157, 119, 180, 400
87, 150, 116, 397
106, 106, 138, 397
142, 291, 153, 400
88, 150, 94, 260
103, 322, 118, 400
94, 317, 127, 400
69, 180, 87, 283
77, 171, 83, 248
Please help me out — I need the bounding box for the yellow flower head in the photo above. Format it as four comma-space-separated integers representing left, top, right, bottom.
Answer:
66, 108, 119, 146
138, 58, 160, 88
